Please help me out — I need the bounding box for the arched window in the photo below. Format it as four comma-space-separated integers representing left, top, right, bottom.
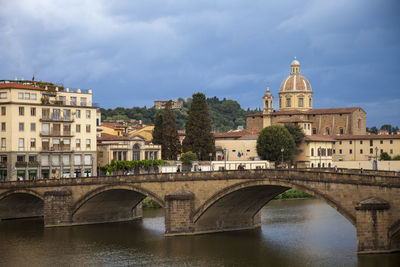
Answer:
311, 148, 314, 156
286, 97, 291, 107
298, 97, 304, 107
326, 128, 330, 135
311, 163, 314, 168
265, 100, 268, 108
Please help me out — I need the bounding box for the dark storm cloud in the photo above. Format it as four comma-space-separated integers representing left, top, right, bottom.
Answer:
0, 0, 399, 126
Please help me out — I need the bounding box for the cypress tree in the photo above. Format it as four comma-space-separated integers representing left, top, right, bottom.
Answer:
183, 92, 215, 160
161, 101, 180, 160
152, 113, 163, 145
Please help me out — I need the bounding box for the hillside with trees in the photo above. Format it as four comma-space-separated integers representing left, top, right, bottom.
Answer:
100, 96, 260, 132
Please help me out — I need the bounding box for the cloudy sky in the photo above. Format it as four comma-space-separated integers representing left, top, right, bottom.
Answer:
1, 0, 399, 127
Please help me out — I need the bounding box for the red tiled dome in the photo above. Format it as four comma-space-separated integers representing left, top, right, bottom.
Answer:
280, 74, 312, 92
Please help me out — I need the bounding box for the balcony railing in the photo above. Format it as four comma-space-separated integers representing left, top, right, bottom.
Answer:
0, 162, 7, 168
28, 161, 40, 167
40, 131, 74, 137
40, 116, 74, 122
41, 146, 73, 152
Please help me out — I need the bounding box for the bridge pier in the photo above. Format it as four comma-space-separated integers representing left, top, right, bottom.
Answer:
355, 197, 391, 254
44, 189, 73, 227
165, 191, 195, 235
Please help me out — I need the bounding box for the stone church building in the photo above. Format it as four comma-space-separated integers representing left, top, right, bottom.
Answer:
246, 57, 367, 136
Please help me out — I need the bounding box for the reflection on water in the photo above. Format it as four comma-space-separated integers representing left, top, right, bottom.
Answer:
0, 199, 399, 267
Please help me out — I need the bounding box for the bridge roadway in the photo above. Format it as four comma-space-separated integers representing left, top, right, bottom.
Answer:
0, 168, 399, 254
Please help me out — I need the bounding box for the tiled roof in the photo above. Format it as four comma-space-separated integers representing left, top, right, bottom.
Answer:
0, 82, 44, 91
304, 135, 336, 142
97, 133, 131, 141
102, 122, 128, 129
214, 129, 259, 139
246, 112, 263, 117
246, 107, 364, 118
334, 134, 400, 140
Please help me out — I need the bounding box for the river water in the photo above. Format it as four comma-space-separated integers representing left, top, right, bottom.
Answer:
0, 199, 399, 267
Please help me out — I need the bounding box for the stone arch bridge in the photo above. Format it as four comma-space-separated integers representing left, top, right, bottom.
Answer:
0, 169, 399, 254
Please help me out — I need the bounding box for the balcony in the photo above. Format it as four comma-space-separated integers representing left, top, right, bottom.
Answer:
28, 161, 40, 167
15, 161, 28, 168
40, 131, 74, 137
40, 116, 74, 123
0, 162, 7, 168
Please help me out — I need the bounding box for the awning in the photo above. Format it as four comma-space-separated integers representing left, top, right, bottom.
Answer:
28, 170, 38, 174
17, 170, 26, 174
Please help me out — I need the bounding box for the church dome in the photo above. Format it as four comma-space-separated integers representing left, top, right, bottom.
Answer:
280, 74, 312, 92
280, 57, 312, 92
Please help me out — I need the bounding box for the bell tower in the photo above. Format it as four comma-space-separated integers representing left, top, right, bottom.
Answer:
262, 87, 273, 127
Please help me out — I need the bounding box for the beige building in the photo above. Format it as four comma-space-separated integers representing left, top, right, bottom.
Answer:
333, 134, 400, 161
214, 130, 259, 161
0, 80, 97, 181
97, 133, 161, 167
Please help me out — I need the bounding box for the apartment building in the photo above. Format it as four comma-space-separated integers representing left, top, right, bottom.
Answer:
0, 80, 97, 181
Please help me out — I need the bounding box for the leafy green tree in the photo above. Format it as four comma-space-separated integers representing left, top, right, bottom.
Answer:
152, 113, 163, 145
183, 93, 215, 160
379, 152, 391, 161
366, 126, 378, 134
180, 151, 198, 165
161, 101, 180, 160
392, 155, 400, 160
284, 123, 305, 147
256, 125, 296, 162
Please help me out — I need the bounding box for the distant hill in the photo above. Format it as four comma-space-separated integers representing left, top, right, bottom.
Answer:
100, 97, 260, 132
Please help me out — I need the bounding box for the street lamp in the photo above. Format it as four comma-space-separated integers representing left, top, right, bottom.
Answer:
375, 147, 379, 171
223, 148, 227, 171
198, 151, 201, 161
209, 152, 213, 171
281, 148, 284, 167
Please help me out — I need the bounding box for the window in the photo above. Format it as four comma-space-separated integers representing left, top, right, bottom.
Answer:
18, 92, 24, 99
19, 107, 24, 115
30, 138, 36, 148
42, 108, 50, 119
28, 155, 37, 162
70, 97, 77, 106
86, 110, 91, 118
17, 155, 25, 162
339, 128, 344, 135
339, 149, 342, 154
370, 148, 373, 154
31, 93, 37, 100
76, 110, 81, 118
1, 138, 5, 148
390, 140, 393, 144
86, 124, 91, 133
311, 148, 314, 156
0, 92, 7, 99
380, 140, 383, 144
76, 124, 81, 133
1, 122, 5, 131
25, 93, 30, 100
41, 155, 49, 166
86, 139, 91, 149
63, 109, 71, 120
390, 149, 393, 154
298, 97, 303, 107
370, 140, 373, 146
339, 141, 342, 145
326, 128, 330, 135
360, 140, 363, 144
19, 122, 24, 131
18, 138, 24, 150
349, 149, 352, 154
31, 123, 36, 131
51, 155, 60, 166
1, 107, 5, 115
42, 138, 49, 150
380, 149, 383, 154
62, 155, 70, 165
53, 109, 60, 120
42, 123, 50, 134
349, 141, 352, 144
333, 149, 336, 154
84, 155, 91, 165
81, 97, 87, 106
74, 155, 81, 165
76, 138, 81, 148
360, 149, 363, 154
31, 107, 36, 116
286, 98, 291, 107
312, 128, 316, 134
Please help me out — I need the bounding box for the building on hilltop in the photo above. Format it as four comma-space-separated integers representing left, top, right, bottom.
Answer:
0, 79, 97, 181
154, 100, 183, 110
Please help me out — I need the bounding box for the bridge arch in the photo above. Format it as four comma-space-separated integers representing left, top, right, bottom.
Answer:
71, 184, 164, 225
0, 189, 44, 220
192, 179, 356, 233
